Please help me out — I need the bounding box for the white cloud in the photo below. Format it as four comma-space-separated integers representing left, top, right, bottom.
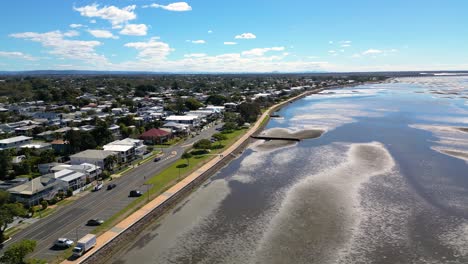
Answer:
0, 51, 36, 61
329, 41, 333, 44
88, 29, 119, 39
63, 30, 80, 37
70, 24, 84, 28
184, 53, 207, 58
144, 2, 192, 11
361, 49, 398, 56
341, 40, 352, 44
10, 31, 108, 65
341, 44, 351, 48
328, 50, 336, 53
208, 30, 213, 34
189, 40, 206, 44
235, 33, 256, 39
362, 49, 383, 55
224, 41, 237, 45
90, 19, 97, 24
124, 37, 173, 60
119, 24, 148, 36
242, 47, 285, 57
74, 4, 136, 28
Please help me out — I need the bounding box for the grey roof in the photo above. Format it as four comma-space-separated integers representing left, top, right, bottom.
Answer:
0, 136, 32, 144
70, 149, 116, 159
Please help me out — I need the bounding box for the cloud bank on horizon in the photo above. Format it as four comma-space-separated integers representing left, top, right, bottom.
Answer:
0, 0, 467, 72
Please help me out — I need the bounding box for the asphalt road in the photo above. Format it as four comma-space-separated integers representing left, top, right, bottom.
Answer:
0, 123, 223, 261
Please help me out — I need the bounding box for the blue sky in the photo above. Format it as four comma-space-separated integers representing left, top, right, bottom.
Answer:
0, 0, 467, 72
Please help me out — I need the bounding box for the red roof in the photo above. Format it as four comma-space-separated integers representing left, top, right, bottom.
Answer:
140, 128, 170, 138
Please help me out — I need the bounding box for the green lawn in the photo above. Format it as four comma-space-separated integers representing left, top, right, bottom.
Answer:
153, 137, 184, 148
92, 128, 247, 235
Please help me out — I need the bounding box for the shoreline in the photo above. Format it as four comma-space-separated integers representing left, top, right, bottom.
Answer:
62, 81, 378, 264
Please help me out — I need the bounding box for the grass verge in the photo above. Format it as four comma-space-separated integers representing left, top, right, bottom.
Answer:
91, 128, 247, 235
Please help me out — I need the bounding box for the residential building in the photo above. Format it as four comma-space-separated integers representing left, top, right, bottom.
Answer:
70, 150, 117, 170
165, 115, 201, 128
0, 136, 33, 150
139, 128, 172, 144
8, 175, 65, 206
50, 163, 101, 180
103, 143, 135, 163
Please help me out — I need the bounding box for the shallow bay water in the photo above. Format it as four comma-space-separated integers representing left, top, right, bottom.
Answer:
110, 77, 468, 264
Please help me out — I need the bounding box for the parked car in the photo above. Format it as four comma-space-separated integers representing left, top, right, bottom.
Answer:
86, 219, 104, 226
93, 183, 103, 191
54, 238, 74, 248
107, 183, 116, 190
154, 156, 161, 162
129, 190, 142, 197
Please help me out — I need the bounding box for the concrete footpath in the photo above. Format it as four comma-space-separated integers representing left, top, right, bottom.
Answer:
61, 90, 316, 264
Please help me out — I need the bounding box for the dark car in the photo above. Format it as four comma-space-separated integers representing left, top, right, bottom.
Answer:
107, 183, 116, 190
86, 219, 104, 226
154, 156, 161, 162
129, 190, 142, 197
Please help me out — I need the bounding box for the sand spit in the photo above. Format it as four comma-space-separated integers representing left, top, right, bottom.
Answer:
254, 127, 325, 150
255, 142, 395, 264
410, 124, 468, 161
434, 147, 468, 163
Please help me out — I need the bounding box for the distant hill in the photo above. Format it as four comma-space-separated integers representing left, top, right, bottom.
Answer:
0, 70, 467, 77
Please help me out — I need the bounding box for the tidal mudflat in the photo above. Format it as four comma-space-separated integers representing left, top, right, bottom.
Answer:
110, 77, 468, 264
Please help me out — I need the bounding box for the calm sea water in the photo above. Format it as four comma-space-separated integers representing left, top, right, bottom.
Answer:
111, 77, 468, 264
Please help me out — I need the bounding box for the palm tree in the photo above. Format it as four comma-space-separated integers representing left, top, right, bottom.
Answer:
181, 151, 192, 166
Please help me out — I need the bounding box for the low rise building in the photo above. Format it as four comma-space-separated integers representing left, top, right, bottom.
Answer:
139, 128, 172, 144
70, 150, 117, 170
165, 115, 201, 128
0, 136, 33, 150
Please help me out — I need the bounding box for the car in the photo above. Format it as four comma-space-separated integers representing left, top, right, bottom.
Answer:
93, 183, 103, 191
107, 183, 116, 190
54, 238, 74, 248
129, 190, 142, 197
86, 219, 104, 226
153, 156, 161, 162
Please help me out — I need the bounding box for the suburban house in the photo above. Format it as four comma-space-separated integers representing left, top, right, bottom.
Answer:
104, 138, 147, 157
20, 142, 52, 151
70, 149, 117, 170
0, 136, 33, 150
165, 115, 201, 128
50, 163, 101, 181
8, 175, 65, 206
139, 128, 172, 144
103, 141, 135, 164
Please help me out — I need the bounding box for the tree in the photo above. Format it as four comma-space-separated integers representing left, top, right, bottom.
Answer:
184, 98, 203, 110
40, 200, 48, 210
193, 139, 212, 150
212, 133, 227, 141
238, 102, 261, 123
0, 239, 37, 264
222, 122, 238, 132
0, 150, 12, 180
181, 151, 192, 166
205, 94, 227, 106
0, 191, 27, 243
38, 149, 56, 164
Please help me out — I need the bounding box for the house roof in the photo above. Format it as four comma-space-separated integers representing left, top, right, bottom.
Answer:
0, 136, 32, 144
8, 176, 58, 195
140, 128, 170, 138
70, 149, 116, 160
103, 144, 133, 152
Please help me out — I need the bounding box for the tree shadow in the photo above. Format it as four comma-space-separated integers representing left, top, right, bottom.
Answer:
176, 164, 188, 169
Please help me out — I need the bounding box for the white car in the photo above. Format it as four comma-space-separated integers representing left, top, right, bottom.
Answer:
55, 238, 74, 248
